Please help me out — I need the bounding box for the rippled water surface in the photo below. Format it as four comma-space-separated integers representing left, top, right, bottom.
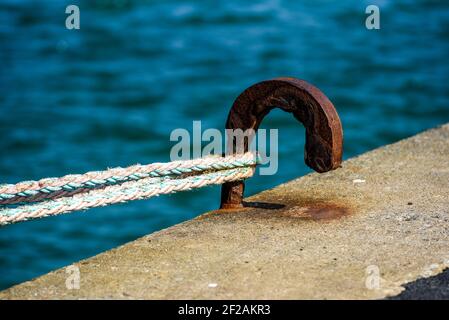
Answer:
0, 0, 448, 289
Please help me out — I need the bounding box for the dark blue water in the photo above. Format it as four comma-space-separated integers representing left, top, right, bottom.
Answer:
0, 0, 448, 290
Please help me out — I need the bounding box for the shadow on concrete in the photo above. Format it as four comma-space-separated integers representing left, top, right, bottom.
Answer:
242, 201, 285, 210
387, 268, 449, 300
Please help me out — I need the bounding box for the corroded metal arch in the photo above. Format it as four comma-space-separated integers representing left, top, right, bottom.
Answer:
220, 77, 343, 209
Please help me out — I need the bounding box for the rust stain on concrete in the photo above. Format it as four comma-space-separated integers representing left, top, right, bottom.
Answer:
202, 198, 354, 223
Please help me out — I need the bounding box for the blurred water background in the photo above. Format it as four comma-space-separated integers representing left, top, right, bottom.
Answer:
0, 0, 448, 290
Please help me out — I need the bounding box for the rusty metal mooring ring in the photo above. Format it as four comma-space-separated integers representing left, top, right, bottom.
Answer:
220, 77, 343, 209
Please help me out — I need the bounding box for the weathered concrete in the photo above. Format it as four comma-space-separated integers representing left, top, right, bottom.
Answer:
1, 124, 449, 299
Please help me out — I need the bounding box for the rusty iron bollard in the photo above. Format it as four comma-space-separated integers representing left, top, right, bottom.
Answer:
220, 77, 343, 209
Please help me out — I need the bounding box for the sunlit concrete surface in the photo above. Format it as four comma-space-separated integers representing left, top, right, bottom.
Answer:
1, 123, 448, 299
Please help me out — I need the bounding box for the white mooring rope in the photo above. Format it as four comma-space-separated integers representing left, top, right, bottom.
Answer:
0, 153, 258, 226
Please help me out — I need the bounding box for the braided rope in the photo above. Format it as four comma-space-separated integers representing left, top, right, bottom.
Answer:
0, 167, 254, 225
0, 153, 257, 205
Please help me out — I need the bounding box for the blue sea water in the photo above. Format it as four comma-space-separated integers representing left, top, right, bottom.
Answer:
0, 0, 448, 290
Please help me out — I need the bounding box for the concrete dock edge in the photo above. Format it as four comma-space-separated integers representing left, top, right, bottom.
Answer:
1, 123, 449, 299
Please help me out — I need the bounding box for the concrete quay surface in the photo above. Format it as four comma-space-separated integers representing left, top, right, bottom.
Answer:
1, 123, 449, 299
